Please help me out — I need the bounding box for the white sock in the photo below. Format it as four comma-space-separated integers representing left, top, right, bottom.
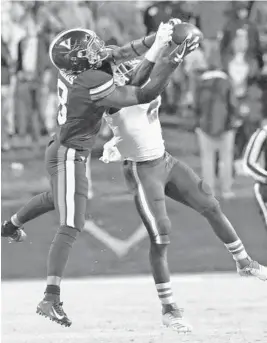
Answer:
225, 239, 249, 261
11, 214, 22, 228
156, 282, 174, 305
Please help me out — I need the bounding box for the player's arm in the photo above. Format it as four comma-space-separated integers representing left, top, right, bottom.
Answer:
123, 23, 172, 88
118, 22, 174, 88
97, 34, 197, 109
107, 18, 182, 65
128, 58, 156, 87
83, 23, 172, 106
110, 33, 156, 64
97, 55, 180, 108
243, 128, 267, 183
90, 23, 176, 107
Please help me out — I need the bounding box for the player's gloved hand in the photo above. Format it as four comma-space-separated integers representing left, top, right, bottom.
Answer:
145, 22, 174, 62
169, 32, 200, 64
100, 146, 122, 163
100, 139, 122, 163
154, 22, 174, 48
168, 18, 182, 27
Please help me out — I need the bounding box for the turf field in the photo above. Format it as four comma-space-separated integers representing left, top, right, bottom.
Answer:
2, 274, 267, 343
1, 127, 267, 343
1, 129, 267, 279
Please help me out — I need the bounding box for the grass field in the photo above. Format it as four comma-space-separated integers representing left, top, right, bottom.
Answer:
2, 274, 267, 343
2, 129, 267, 279
1, 126, 267, 342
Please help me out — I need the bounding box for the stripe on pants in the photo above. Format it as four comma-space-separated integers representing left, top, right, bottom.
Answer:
57, 146, 68, 226
56, 146, 76, 227
130, 161, 162, 244
65, 148, 76, 227
254, 183, 267, 225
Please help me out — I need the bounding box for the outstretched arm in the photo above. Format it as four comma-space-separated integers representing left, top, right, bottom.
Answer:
96, 62, 176, 108
110, 34, 156, 64
97, 33, 199, 109
108, 18, 190, 65
97, 44, 186, 108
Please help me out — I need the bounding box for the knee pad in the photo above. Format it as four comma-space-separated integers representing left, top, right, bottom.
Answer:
151, 217, 171, 245
52, 225, 80, 247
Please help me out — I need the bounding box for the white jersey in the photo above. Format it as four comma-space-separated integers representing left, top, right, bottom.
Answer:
104, 96, 165, 162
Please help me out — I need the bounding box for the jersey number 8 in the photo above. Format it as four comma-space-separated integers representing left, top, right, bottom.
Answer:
57, 78, 68, 125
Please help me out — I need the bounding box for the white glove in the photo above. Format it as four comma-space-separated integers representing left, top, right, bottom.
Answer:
99, 138, 122, 163
154, 22, 174, 48
168, 18, 182, 27
146, 22, 174, 62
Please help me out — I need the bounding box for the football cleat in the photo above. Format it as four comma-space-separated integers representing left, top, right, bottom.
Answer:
36, 299, 72, 327
237, 258, 267, 281
162, 304, 193, 333
1, 221, 27, 243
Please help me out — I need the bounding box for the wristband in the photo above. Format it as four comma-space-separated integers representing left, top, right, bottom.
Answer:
145, 45, 160, 63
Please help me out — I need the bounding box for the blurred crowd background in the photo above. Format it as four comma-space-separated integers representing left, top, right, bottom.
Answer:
2, 0, 267, 281
1, 1, 267, 190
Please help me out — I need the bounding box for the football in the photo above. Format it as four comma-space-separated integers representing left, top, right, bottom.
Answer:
172, 22, 203, 45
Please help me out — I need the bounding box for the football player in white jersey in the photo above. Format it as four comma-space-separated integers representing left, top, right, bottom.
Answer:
100, 59, 267, 333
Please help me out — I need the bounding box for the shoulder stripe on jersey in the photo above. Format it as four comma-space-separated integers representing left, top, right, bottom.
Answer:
89, 78, 114, 95
90, 83, 116, 101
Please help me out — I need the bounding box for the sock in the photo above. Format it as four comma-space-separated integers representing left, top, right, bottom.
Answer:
225, 239, 249, 262
205, 209, 240, 244
44, 284, 60, 301
10, 214, 22, 228
156, 282, 175, 305
46, 226, 78, 297
15, 191, 55, 225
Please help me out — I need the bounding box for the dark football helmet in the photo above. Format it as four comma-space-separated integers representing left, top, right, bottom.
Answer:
49, 28, 108, 73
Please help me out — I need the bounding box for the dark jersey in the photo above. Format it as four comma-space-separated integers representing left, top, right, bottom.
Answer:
56, 68, 115, 156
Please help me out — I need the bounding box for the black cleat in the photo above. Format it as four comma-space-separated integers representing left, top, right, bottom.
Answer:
1, 221, 27, 243
36, 299, 72, 327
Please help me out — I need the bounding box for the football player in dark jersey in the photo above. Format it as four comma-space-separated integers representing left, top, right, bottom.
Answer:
2, 22, 200, 327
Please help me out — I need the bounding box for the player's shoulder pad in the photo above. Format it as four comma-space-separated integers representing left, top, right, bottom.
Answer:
76, 69, 115, 101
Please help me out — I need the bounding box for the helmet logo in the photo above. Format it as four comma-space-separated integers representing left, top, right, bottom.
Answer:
59, 38, 71, 50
